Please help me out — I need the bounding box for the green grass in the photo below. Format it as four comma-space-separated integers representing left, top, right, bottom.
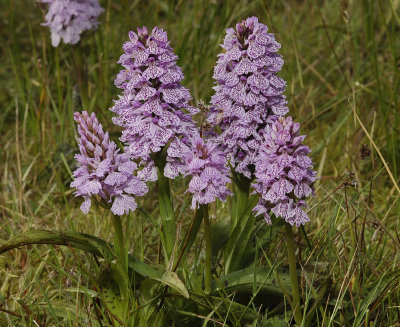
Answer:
1, 0, 400, 325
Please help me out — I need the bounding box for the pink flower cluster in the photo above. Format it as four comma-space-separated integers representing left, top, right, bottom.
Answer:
41, 0, 104, 47
207, 16, 288, 178
110, 26, 199, 181
252, 116, 316, 226
183, 137, 232, 209
70, 111, 148, 215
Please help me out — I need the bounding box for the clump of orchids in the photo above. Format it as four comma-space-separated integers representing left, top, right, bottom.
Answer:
1, 14, 317, 326
70, 17, 316, 324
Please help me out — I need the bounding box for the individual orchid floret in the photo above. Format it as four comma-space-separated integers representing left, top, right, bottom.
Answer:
207, 16, 288, 178
70, 111, 148, 215
252, 116, 316, 226
110, 26, 199, 181
183, 137, 232, 209
41, 0, 104, 47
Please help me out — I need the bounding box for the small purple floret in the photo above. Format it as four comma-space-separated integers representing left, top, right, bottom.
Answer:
41, 0, 104, 47
183, 137, 232, 209
252, 116, 316, 226
71, 111, 148, 215
207, 16, 288, 178
110, 26, 199, 181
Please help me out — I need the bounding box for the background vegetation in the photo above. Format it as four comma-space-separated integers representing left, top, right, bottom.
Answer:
0, 0, 399, 325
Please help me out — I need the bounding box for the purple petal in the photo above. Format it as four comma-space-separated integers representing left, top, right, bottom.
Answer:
111, 195, 137, 215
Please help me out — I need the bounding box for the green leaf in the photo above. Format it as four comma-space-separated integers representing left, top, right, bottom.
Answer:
0, 230, 163, 280
230, 171, 252, 232
240, 218, 284, 268
210, 216, 230, 256
262, 316, 288, 327
212, 266, 291, 299
186, 292, 259, 323
178, 205, 205, 264
153, 271, 189, 299
0, 230, 113, 260
140, 278, 161, 305
223, 195, 259, 274
136, 279, 169, 327
98, 267, 128, 325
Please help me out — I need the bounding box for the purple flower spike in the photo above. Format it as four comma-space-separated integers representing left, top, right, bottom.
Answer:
41, 0, 104, 47
111, 26, 199, 181
252, 116, 316, 226
183, 137, 232, 209
207, 16, 288, 178
71, 111, 148, 215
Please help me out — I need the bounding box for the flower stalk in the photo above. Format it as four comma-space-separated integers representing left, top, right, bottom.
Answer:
111, 214, 127, 271
202, 204, 212, 294
153, 151, 176, 262
285, 222, 302, 325
231, 172, 251, 232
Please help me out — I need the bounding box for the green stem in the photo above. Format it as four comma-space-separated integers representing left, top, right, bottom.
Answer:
110, 214, 130, 318
203, 205, 212, 294
111, 214, 127, 273
153, 151, 176, 262
285, 222, 302, 325
231, 172, 251, 232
